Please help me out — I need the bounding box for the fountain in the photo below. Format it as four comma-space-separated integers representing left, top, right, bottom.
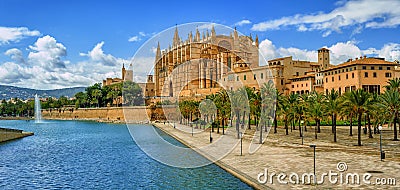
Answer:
34, 94, 42, 123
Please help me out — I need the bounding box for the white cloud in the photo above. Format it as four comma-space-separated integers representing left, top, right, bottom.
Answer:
234, 20, 251, 26
28, 35, 67, 70
128, 36, 140, 42
0, 26, 40, 45
80, 41, 120, 66
5, 48, 25, 64
251, 0, 400, 36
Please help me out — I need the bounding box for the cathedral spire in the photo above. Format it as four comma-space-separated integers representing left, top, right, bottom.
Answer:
234, 27, 238, 40
173, 25, 180, 46
155, 42, 161, 61
255, 34, 259, 47
211, 25, 216, 37
195, 27, 200, 42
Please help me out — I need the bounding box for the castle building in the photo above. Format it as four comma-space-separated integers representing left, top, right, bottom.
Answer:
102, 63, 133, 86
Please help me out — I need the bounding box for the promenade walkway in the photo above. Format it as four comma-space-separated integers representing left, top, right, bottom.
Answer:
153, 123, 399, 189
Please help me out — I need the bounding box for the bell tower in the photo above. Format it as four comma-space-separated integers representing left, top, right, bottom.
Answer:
318, 48, 330, 70
122, 63, 126, 80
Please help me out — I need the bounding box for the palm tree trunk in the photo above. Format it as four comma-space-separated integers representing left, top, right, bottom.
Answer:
285, 119, 288, 135
236, 111, 240, 133
222, 117, 225, 135
248, 112, 251, 129
274, 114, 277, 133
333, 114, 337, 142
299, 119, 302, 137
317, 120, 321, 133
394, 112, 398, 141
368, 114, 373, 138
358, 113, 362, 146
332, 114, 334, 133
349, 115, 353, 136
315, 119, 318, 139
242, 111, 246, 129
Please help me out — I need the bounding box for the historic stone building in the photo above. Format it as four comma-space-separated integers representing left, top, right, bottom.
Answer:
149, 26, 400, 100
154, 26, 259, 98
102, 63, 133, 86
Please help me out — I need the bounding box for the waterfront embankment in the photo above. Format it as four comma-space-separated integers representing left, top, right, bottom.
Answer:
42, 106, 177, 123
0, 127, 33, 143
152, 123, 400, 189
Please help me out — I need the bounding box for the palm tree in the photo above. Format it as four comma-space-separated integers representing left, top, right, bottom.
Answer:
326, 89, 340, 142
340, 93, 355, 136
342, 89, 371, 146
273, 89, 283, 133
377, 89, 400, 141
260, 82, 277, 134
92, 89, 102, 107
385, 78, 400, 91
215, 90, 230, 135
278, 97, 291, 135
308, 91, 325, 139
287, 93, 299, 131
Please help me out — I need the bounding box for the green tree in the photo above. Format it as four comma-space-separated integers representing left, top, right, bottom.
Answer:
377, 89, 400, 141
326, 89, 340, 142
123, 81, 144, 106
342, 89, 371, 146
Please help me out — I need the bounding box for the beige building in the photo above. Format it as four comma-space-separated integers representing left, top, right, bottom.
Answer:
321, 56, 398, 94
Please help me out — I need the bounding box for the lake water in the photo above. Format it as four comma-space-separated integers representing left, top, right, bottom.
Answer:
0, 120, 252, 189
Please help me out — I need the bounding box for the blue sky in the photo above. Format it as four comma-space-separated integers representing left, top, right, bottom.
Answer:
0, 0, 399, 89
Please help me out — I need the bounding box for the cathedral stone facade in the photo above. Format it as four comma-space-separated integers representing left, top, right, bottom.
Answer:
154, 26, 259, 98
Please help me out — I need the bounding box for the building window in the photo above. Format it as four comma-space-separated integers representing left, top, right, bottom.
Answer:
332, 76, 334, 82
362, 66, 367, 70
281, 79, 284, 85
387, 67, 391, 70
301, 84, 303, 87
338, 87, 341, 95
373, 72, 377, 78
306, 83, 308, 87
292, 85, 294, 88
244, 75, 246, 80
371, 66, 375, 70
385, 72, 392, 78
253, 87, 256, 91
261, 73, 264, 79
364, 72, 368, 78
338, 75, 341, 81
346, 74, 348, 79
297, 84, 299, 87
254, 74, 256, 80
352, 73, 354, 78
350, 68, 353, 71
296, 72, 299, 76
326, 78, 328, 83
237, 76, 239, 81
379, 66, 382, 70
346, 68, 348, 72
354, 67, 357, 70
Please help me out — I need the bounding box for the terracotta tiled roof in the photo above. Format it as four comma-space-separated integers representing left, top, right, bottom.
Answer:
321, 57, 397, 72
288, 73, 315, 80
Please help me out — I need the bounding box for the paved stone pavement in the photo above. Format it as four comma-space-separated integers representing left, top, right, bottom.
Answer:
153, 123, 399, 189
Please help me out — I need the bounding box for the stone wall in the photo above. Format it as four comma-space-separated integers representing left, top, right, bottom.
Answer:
42, 106, 179, 123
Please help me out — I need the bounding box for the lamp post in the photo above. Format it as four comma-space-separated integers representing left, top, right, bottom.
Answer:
310, 144, 316, 185
240, 132, 243, 156
379, 125, 384, 161
301, 120, 304, 145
